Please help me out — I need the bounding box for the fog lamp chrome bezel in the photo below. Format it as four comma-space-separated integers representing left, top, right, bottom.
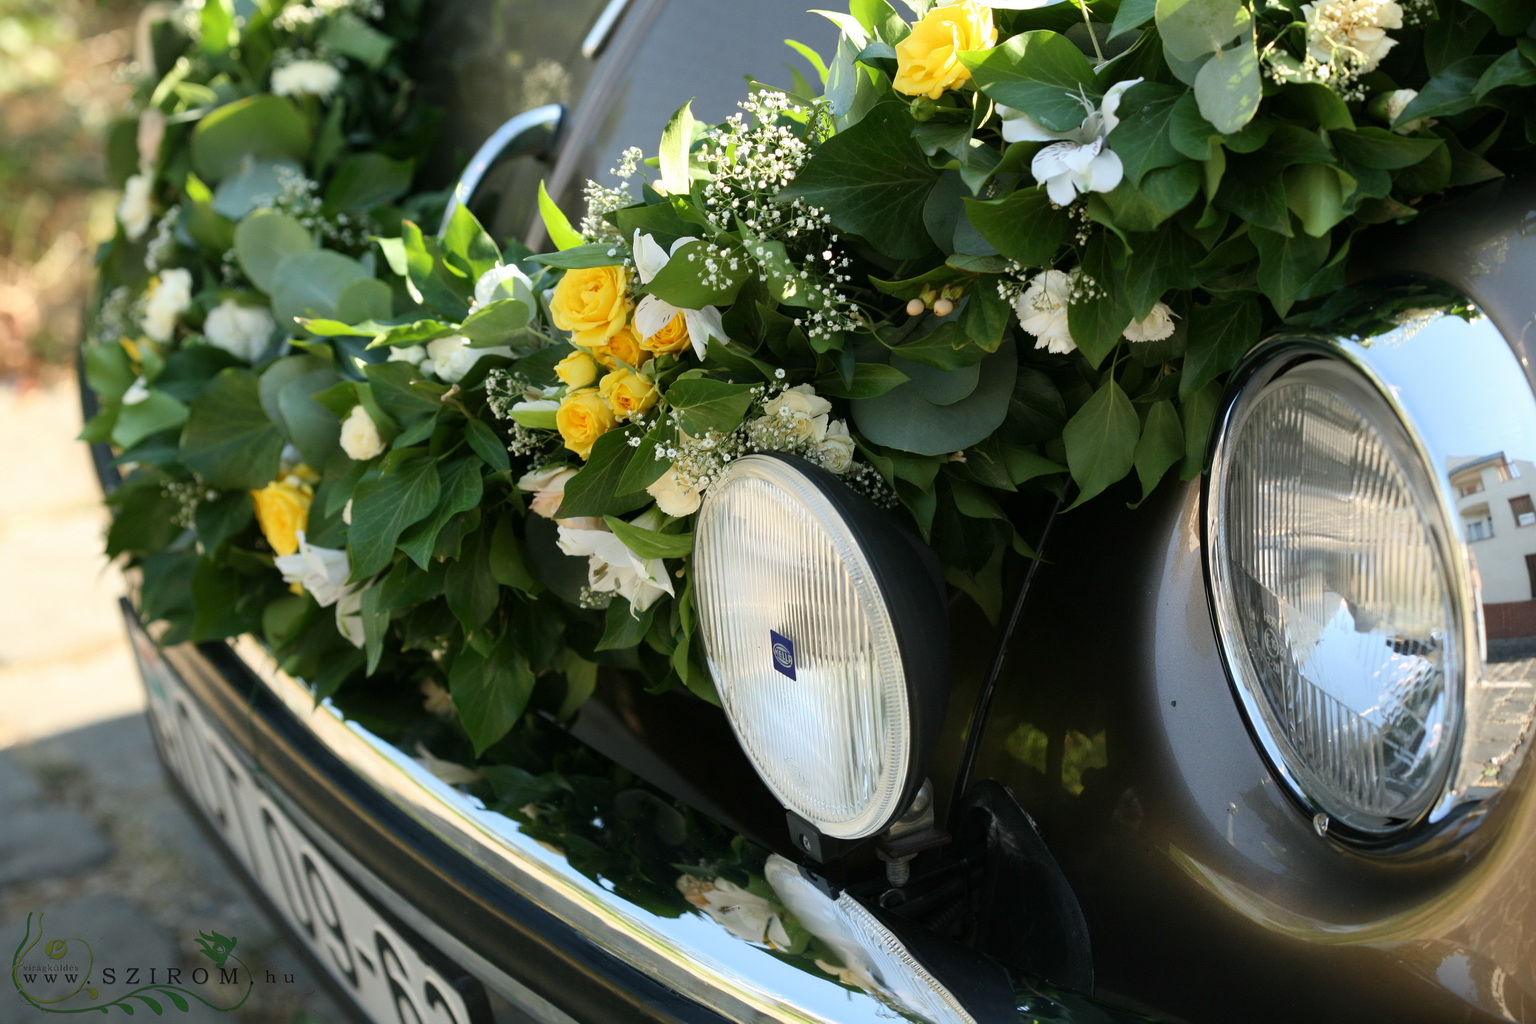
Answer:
1204, 338, 1479, 845
693, 453, 949, 846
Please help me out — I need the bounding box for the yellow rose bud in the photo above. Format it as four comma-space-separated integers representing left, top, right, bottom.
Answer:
638, 312, 692, 356
251, 475, 314, 557
592, 325, 644, 369
599, 367, 660, 421
556, 387, 618, 459
555, 349, 601, 389
549, 264, 632, 348
893, 0, 997, 100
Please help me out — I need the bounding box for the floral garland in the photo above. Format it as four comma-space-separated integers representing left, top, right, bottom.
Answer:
89, 0, 1536, 753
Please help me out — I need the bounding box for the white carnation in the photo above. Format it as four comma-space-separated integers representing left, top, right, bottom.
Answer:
118, 173, 154, 241
203, 299, 276, 362
274, 531, 352, 607
339, 404, 386, 460
1122, 302, 1176, 343
1301, 0, 1403, 74
271, 59, 343, 100
1013, 269, 1078, 355
142, 268, 194, 343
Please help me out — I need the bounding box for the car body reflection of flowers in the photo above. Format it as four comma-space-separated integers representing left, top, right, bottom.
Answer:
676, 874, 793, 948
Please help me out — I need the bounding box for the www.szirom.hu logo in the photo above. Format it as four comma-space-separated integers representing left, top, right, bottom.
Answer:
10, 913, 255, 1015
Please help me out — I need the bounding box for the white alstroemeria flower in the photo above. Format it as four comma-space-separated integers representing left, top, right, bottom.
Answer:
631, 231, 727, 359
556, 520, 675, 613
271, 59, 343, 100
678, 877, 792, 947
334, 585, 365, 648
517, 464, 579, 519
999, 78, 1142, 206
472, 263, 536, 311
1013, 269, 1078, 355
1123, 302, 1176, 342
122, 375, 151, 406
141, 268, 194, 343
118, 173, 154, 241
274, 531, 351, 607
203, 299, 276, 363
1302, 0, 1403, 74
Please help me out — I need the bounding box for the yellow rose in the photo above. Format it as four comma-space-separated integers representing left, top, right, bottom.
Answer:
556, 388, 618, 459
893, 0, 997, 100
251, 475, 314, 557
599, 367, 660, 421
639, 312, 692, 356
549, 264, 631, 347
592, 325, 644, 369
555, 349, 601, 389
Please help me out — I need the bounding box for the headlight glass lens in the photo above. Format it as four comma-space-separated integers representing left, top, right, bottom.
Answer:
694, 455, 909, 841
1210, 355, 1465, 837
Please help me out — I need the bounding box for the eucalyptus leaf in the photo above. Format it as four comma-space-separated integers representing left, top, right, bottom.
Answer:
271, 250, 372, 328
234, 209, 314, 294
191, 94, 311, 183
852, 339, 1016, 455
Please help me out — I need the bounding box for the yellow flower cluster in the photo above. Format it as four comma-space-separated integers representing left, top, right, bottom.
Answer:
892, 0, 996, 100
547, 264, 666, 459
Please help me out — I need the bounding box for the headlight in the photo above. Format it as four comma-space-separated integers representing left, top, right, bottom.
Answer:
1206, 348, 1469, 840
693, 453, 948, 843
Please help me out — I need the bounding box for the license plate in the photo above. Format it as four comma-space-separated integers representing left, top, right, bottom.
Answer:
126, 608, 487, 1024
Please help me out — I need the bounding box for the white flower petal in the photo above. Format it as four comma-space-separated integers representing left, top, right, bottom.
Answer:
683, 306, 726, 360
632, 231, 671, 284
634, 293, 680, 339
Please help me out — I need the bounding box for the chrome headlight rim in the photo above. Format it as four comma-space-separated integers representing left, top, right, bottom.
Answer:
694, 452, 950, 845
1203, 336, 1480, 848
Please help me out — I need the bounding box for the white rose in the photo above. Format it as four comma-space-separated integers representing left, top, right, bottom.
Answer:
1013, 269, 1077, 355
334, 585, 365, 648
517, 464, 578, 518
388, 344, 426, 365
760, 384, 832, 446
815, 419, 855, 474
646, 467, 702, 517
1301, 0, 1403, 74
1122, 302, 1176, 343
141, 268, 194, 343
273, 531, 351, 607
118, 173, 154, 241
473, 263, 536, 311
271, 59, 343, 100
339, 404, 386, 460
203, 299, 276, 362
766, 383, 832, 421
424, 335, 511, 384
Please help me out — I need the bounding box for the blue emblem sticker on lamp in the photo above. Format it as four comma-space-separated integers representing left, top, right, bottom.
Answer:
770, 630, 796, 680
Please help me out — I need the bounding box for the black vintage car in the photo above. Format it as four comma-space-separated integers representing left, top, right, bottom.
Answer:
93, 1, 1536, 1023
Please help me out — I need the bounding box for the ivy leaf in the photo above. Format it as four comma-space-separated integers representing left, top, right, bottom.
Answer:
112, 392, 188, 450
554, 428, 649, 518
618, 417, 676, 493
364, 361, 441, 426
348, 456, 442, 578
489, 515, 540, 594
777, 102, 940, 259
1399, 56, 1494, 122
465, 418, 511, 473
963, 188, 1069, 266
446, 527, 499, 632
1331, 128, 1442, 170
1180, 295, 1260, 400
398, 458, 484, 568
1062, 378, 1139, 509
1251, 226, 1330, 316
460, 298, 530, 346
191, 94, 311, 183
1066, 235, 1136, 368
1461, 0, 1536, 36
325, 152, 414, 212
1132, 400, 1184, 505
1179, 381, 1222, 478
1107, 82, 1191, 185
531, 243, 627, 269
401, 220, 471, 321
451, 641, 534, 755
180, 369, 285, 489
1283, 163, 1352, 237
439, 202, 503, 282
647, 240, 750, 308
959, 31, 1097, 133
604, 516, 694, 560
664, 378, 756, 435
1109, 0, 1157, 39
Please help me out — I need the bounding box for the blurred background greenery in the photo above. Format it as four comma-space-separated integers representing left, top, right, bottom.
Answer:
0, 0, 138, 382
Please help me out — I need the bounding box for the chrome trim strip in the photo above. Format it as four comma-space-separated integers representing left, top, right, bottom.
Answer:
1203, 301, 1536, 850
438, 105, 564, 237
230, 636, 906, 1024
581, 0, 631, 58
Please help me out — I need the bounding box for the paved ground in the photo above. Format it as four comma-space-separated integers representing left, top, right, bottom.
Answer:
0, 380, 344, 1024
